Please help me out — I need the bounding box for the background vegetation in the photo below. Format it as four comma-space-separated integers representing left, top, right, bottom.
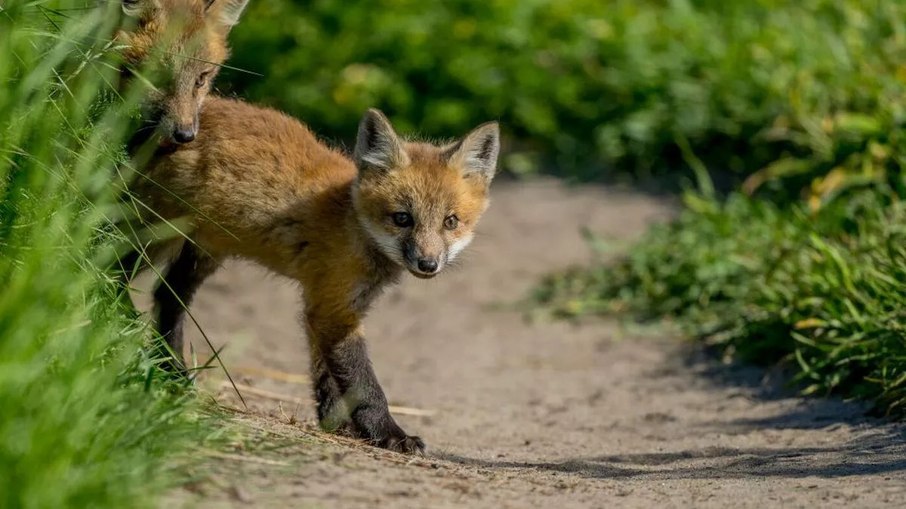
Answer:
0, 3, 224, 507
225, 0, 906, 184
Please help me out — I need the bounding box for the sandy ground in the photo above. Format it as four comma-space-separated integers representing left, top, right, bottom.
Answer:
151, 178, 906, 508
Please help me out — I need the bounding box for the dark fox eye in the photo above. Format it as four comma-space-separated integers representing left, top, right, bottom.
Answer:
444, 215, 459, 230
391, 212, 413, 227
195, 71, 211, 89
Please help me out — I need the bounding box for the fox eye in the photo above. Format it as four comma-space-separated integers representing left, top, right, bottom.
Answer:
391, 212, 413, 228
444, 215, 459, 230
195, 71, 212, 89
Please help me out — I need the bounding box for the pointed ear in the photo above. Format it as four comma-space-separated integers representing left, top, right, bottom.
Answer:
354, 109, 409, 173
121, 0, 159, 17
206, 0, 250, 30
446, 121, 500, 182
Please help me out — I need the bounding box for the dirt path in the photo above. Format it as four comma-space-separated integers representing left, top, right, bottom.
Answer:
161, 178, 906, 508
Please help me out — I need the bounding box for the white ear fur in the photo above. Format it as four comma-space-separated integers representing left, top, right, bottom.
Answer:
208, 0, 250, 28
354, 109, 409, 172
447, 122, 500, 181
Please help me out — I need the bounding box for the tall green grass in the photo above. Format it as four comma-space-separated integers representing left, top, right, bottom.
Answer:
1, 3, 222, 507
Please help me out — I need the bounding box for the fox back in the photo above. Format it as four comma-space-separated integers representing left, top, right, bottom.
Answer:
116, 0, 249, 144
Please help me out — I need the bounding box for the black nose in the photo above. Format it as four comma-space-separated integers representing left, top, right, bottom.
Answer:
172, 128, 196, 144
417, 258, 438, 273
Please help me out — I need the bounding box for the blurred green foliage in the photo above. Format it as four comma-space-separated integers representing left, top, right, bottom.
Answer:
224, 0, 906, 183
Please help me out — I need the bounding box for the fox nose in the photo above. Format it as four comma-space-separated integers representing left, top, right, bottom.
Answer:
172, 127, 196, 144
417, 258, 439, 274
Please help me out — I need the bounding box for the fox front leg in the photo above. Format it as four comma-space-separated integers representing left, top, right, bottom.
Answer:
153, 242, 220, 373
309, 351, 348, 432
305, 312, 425, 454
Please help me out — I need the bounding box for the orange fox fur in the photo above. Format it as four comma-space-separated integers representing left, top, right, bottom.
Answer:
127, 97, 500, 453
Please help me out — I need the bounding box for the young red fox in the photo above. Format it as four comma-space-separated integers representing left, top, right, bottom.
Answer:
116, 0, 249, 145
126, 97, 500, 453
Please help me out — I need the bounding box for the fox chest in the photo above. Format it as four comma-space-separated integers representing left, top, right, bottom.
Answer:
332, 259, 401, 315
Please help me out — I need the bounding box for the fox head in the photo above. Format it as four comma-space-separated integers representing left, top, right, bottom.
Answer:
353, 110, 500, 279
117, 0, 249, 145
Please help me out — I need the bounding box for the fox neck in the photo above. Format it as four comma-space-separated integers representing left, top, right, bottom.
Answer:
342, 183, 403, 297
354, 217, 402, 280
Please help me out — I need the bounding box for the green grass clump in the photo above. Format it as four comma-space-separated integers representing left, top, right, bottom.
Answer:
536, 189, 906, 415
1, 3, 223, 507
223, 0, 906, 183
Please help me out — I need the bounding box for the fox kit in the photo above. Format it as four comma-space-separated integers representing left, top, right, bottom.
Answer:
126, 97, 499, 453
116, 0, 249, 145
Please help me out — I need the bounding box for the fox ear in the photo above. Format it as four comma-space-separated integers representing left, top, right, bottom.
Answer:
354, 109, 409, 173
207, 0, 250, 29
121, 0, 159, 17
446, 121, 500, 182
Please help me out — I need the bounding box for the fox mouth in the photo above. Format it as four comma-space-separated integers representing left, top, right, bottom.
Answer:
408, 269, 438, 280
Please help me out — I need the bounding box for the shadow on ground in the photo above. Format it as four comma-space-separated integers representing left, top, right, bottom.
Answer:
439, 425, 906, 481
677, 342, 878, 427
438, 336, 906, 481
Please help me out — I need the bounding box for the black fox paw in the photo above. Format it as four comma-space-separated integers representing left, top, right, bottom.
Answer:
376, 433, 425, 454
348, 406, 426, 454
